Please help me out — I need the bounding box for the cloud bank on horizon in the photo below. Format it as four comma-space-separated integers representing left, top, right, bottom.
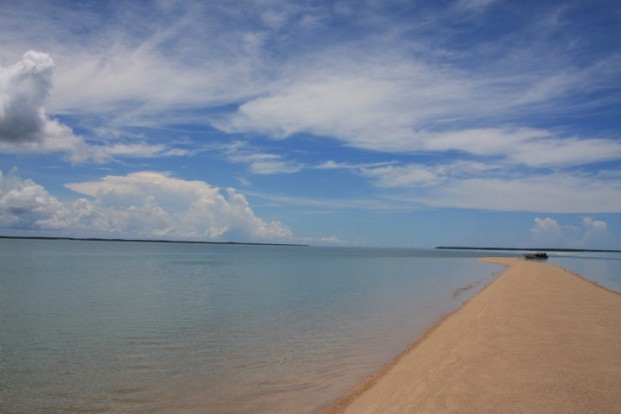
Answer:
0, 169, 291, 242
0, 0, 620, 247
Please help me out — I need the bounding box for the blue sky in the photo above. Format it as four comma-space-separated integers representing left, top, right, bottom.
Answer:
1, 0, 620, 248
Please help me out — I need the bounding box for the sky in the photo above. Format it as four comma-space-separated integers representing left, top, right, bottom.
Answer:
0, 0, 620, 249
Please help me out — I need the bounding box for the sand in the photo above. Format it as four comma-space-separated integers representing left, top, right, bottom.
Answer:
326, 258, 621, 414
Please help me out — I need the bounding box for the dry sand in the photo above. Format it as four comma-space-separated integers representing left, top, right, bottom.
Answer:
326, 258, 621, 414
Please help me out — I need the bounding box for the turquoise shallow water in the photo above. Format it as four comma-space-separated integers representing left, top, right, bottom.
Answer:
0, 240, 618, 413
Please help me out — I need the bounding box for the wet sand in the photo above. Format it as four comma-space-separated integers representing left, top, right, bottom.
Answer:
326, 258, 621, 414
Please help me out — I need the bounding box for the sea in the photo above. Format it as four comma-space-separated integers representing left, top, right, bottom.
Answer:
1, 239, 619, 414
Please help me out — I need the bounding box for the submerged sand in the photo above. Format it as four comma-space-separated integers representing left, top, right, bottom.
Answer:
327, 258, 621, 414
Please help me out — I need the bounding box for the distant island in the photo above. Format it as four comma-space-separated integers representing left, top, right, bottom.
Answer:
0, 235, 308, 247
436, 246, 621, 253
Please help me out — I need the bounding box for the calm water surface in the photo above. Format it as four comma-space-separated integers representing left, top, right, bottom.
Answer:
1, 240, 618, 413
547, 251, 621, 292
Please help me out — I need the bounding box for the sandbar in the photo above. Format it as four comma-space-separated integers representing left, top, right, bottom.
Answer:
326, 258, 621, 413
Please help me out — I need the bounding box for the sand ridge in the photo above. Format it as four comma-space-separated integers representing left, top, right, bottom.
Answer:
326, 258, 621, 414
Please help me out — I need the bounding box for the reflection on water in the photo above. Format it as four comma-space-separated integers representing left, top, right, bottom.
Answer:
5, 241, 619, 413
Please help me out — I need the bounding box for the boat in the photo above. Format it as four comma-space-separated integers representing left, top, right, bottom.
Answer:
523, 252, 548, 260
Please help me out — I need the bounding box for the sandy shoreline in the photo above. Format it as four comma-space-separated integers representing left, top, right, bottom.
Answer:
326, 258, 621, 414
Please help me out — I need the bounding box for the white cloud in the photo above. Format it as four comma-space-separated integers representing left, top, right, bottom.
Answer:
86, 143, 194, 164
214, 57, 469, 152
0, 3, 618, 172
359, 161, 498, 189
0, 169, 292, 242
529, 216, 610, 247
0, 51, 86, 157
214, 52, 621, 167
33, 4, 275, 125
299, 234, 345, 245
0, 168, 68, 229
315, 160, 397, 170
313, 160, 621, 213
427, 128, 621, 167
51, 44, 266, 123
530, 217, 562, 238
221, 141, 303, 175
261, 9, 289, 29
0, 52, 193, 164
510, 136, 621, 168
390, 173, 621, 213
582, 217, 608, 245
456, 0, 498, 12
0, 2, 618, 231
244, 190, 400, 212
459, 176, 619, 213
64, 171, 292, 241
583, 217, 607, 232
529, 217, 578, 247
240, 153, 302, 175
361, 165, 440, 188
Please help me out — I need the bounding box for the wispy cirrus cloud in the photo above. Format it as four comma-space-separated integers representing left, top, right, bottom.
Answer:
315, 160, 397, 171
426, 128, 621, 168
243, 190, 402, 212
360, 161, 498, 189
86, 142, 194, 164
0, 1, 276, 120
361, 165, 441, 188
212, 55, 472, 151
244, 167, 621, 214
215, 48, 620, 166
2, 1, 617, 158
402, 173, 621, 213
219, 141, 303, 175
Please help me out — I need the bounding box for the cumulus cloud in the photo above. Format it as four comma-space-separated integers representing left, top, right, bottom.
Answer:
0, 168, 68, 229
0, 51, 194, 164
582, 217, 608, 245
530, 217, 562, 239
529, 216, 579, 247
0, 51, 86, 157
64, 171, 293, 241
583, 217, 607, 232
0, 169, 292, 242
529, 216, 609, 247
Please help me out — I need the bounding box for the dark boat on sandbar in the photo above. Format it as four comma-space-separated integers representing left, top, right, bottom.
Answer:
523, 252, 548, 260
